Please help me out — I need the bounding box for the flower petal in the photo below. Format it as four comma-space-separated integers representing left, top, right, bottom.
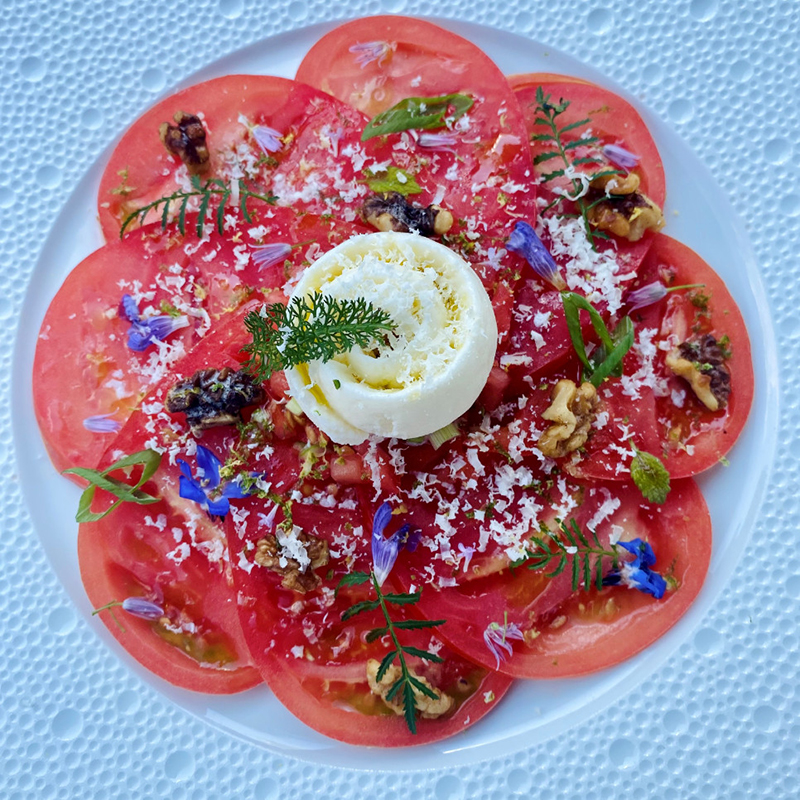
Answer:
195, 445, 222, 490
178, 474, 208, 507
121, 597, 164, 620
206, 495, 231, 518
253, 125, 282, 155
251, 243, 292, 271
82, 414, 121, 434
625, 281, 668, 311
144, 314, 190, 342
507, 221, 565, 290
602, 144, 640, 171
119, 294, 141, 323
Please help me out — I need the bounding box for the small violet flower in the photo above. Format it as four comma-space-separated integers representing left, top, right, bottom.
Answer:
119, 294, 189, 353
624, 281, 706, 312
348, 40, 395, 69
177, 445, 254, 518
602, 143, 641, 171
506, 221, 566, 290
371, 501, 420, 586
82, 413, 122, 434
251, 242, 293, 271
604, 538, 667, 599
253, 125, 283, 155
483, 617, 525, 669
416, 132, 459, 150
121, 597, 165, 620
457, 544, 475, 574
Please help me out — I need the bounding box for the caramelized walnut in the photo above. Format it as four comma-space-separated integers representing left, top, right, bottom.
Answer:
537, 379, 598, 458
586, 190, 665, 242
590, 171, 640, 195
165, 367, 264, 435
362, 192, 454, 236
159, 111, 210, 174
366, 659, 454, 719
253, 529, 330, 593
665, 334, 731, 411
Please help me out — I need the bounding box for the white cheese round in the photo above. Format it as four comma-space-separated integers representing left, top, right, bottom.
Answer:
284, 231, 498, 445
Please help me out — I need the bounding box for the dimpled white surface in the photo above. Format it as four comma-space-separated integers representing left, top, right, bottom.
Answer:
3, 0, 796, 797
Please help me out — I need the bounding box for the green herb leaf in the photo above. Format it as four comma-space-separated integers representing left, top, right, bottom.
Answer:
361, 93, 473, 141
401, 645, 444, 663
340, 599, 381, 621
242, 292, 396, 381
119, 178, 276, 239
63, 449, 162, 523
630, 447, 671, 504
560, 292, 635, 386
365, 166, 422, 196
335, 571, 371, 596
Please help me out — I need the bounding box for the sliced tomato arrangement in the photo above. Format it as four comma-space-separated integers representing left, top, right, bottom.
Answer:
33, 16, 754, 745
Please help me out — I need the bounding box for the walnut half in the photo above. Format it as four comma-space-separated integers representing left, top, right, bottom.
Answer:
537, 379, 598, 458
159, 111, 210, 175
366, 659, 454, 719
362, 192, 454, 236
665, 334, 731, 412
254, 528, 330, 593
586, 190, 665, 242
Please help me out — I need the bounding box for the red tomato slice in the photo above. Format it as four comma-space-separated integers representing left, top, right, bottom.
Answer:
565, 234, 753, 480
510, 75, 666, 207
296, 15, 538, 263
97, 75, 381, 240
226, 500, 512, 746
392, 478, 710, 678
34, 206, 364, 477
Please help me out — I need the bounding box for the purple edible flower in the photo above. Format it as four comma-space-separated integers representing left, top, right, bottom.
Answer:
625, 281, 706, 312
483, 617, 525, 669
371, 501, 420, 586
251, 242, 292, 271
83, 413, 122, 434
507, 221, 566, 290
177, 445, 255, 519
121, 597, 164, 620
253, 125, 283, 155
417, 132, 458, 150
349, 40, 395, 69
604, 538, 667, 599
625, 281, 668, 311
119, 294, 189, 352
602, 144, 641, 171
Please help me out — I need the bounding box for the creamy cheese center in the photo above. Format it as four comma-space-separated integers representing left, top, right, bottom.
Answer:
284, 232, 498, 444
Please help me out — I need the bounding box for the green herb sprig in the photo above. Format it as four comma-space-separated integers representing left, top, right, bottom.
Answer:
512, 518, 621, 592
531, 86, 621, 247
63, 449, 162, 522
561, 292, 635, 387
362, 93, 473, 141
120, 174, 276, 238
338, 571, 445, 734
242, 292, 396, 381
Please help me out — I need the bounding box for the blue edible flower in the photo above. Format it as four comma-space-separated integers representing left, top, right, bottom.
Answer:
371, 501, 420, 586
177, 445, 254, 518
604, 538, 667, 599
121, 597, 164, 620
506, 221, 566, 290
119, 294, 190, 352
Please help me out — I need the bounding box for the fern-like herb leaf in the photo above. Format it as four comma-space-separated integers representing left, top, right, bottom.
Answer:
531, 86, 623, 248
512, 519, 621, 592
242, 292, 397, 382
339, 570, 446, 735
119, 177, 276, 239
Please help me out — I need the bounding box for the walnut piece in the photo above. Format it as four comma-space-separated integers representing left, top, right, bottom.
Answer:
665, 334, 731, 412
253, 529, 330, 593
537, 379, 598, 458
590, 171, 640, 195
586, 190, 665, 242
165, 367, 265, 435
159, 111, 210, 175
362, 191, 454, 236
366, 659, 454, 719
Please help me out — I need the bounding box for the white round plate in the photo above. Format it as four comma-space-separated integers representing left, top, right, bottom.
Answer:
13, 17, 777, 773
